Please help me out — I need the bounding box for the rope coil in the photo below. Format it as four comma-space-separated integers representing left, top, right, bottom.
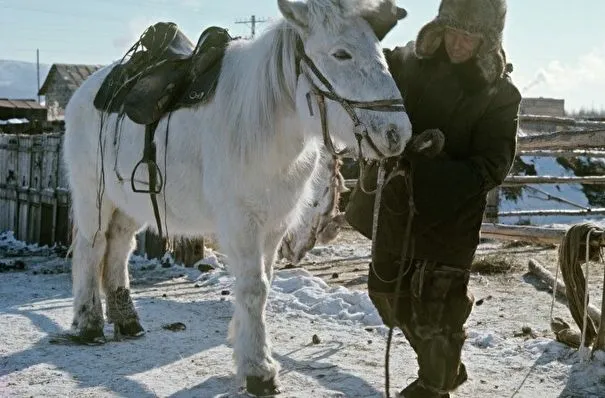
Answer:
550, 223, 605, 358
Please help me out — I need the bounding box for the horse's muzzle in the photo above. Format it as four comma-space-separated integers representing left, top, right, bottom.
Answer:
385, 124, 402, 153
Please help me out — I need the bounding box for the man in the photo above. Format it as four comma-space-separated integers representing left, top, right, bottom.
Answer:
346, 0, 521, 397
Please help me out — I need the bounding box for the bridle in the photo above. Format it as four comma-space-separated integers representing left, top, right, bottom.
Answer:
295, 40, 406, 161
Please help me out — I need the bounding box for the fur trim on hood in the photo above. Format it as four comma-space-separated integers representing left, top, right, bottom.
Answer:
415, 0, 507, 83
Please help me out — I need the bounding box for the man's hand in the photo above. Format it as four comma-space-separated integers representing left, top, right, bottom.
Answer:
404, 128, 445, 159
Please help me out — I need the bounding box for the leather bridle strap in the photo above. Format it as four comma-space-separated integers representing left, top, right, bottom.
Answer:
296, 45, 405, 159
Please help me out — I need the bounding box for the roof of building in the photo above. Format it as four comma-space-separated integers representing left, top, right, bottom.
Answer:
0, 118, 30, 125
0, 98, 46, 110
38, 63, 103, 95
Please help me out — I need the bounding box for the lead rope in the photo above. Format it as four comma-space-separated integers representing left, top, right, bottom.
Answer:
357, 140, 415, 397
362, 150, 415, 397
385, 167, 415, 398
579, 227, 599, 360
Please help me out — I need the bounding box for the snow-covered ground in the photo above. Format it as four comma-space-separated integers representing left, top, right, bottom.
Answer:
1, 229, 605, 397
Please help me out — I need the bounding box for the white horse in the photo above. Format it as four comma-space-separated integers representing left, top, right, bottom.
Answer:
63, 0, 411, 394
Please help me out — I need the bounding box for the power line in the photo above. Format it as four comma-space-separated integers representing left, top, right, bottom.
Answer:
235, 15, 269, 39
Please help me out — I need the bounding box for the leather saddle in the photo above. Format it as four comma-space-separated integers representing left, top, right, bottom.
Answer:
94, 22, 233, 125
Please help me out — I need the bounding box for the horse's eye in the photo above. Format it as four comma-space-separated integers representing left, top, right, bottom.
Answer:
332, 49, 352, 60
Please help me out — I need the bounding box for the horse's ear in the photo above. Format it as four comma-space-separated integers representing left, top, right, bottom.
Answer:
278, 0, 309, 32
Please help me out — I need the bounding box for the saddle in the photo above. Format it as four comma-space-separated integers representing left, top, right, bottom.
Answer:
92, 22, 233, 245
94, 22, 233, 125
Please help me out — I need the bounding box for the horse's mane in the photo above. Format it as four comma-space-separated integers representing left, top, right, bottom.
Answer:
214, 21, 300, 162
213, 0, 386, 162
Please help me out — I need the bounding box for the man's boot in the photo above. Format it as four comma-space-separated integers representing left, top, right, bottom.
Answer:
398, 379, 450, 398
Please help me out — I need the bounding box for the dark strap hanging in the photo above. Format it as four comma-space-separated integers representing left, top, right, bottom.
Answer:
130, 122, 165, 245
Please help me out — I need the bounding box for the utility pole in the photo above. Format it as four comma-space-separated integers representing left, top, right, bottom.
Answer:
235, 15, 269, 39
36, 49, 40, 104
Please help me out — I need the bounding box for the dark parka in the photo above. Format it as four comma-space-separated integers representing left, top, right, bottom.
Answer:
348, 0, 521, 394
346, 41, 522, 280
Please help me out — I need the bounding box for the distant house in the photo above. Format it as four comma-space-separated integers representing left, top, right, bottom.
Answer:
0, 99, 47, 134
0, 98, 47, 122
38, 64, 103, 120
520, 97, 565, 117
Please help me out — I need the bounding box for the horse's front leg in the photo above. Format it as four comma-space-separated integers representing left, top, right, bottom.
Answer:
221, 223, 280, 396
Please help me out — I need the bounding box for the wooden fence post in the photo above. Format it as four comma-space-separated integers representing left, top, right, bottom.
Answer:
484, 188, 499, 223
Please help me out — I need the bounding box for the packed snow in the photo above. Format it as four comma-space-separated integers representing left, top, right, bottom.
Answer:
1, 229, 605, 397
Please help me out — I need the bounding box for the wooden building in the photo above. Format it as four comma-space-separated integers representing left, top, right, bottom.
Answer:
38, 64, 102, 120
0, 99, 48, 134
520, 97, 566, 117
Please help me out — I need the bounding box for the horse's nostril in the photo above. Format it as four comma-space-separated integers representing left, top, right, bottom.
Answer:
386, 125, 400, 149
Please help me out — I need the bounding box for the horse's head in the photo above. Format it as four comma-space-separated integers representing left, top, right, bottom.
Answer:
279, 0, 412, 159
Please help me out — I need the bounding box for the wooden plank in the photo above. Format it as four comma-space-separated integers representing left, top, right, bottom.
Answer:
518, 150, 605, 158
480, 223, 565, 245
498, 208, 605, 217
518, 129, 605, 150
520, 114, 605, 128
480, 223, 605, 246
501, 175, 605, 186
345, 175, 605, 190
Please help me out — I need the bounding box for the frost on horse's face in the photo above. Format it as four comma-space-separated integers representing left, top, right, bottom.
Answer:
280, 0, 412, 159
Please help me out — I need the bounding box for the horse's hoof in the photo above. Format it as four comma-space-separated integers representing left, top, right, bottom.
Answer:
115, 320, 145, 339
246, 376, 281, 397
49, 328, 106, 345
79, 327, 106, 345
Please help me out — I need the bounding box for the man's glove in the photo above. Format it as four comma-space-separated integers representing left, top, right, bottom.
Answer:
404, 128, 445, 159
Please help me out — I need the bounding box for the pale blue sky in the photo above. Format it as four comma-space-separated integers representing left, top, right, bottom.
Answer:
2, 0, 604, 111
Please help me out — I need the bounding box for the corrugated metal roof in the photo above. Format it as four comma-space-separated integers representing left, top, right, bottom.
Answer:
38, 63, 103, 95
0, 99, 45, 110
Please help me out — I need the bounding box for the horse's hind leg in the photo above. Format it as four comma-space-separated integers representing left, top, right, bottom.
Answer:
70, 199, 113, 344
102, 209, 145, 339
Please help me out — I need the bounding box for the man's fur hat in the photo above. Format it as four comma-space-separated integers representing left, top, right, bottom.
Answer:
415, 0, 508, 83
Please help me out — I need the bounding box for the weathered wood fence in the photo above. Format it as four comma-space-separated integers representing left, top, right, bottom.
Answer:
486, 128, 605, 221
0, 133, 71, 245
344, 127, 605, 243
0, 132, 205, 264
2, 121, 604, 253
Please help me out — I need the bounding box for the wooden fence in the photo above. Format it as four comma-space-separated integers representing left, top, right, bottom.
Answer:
344, 127, 605, 243
0, 131, 205, 264
2, 124, 604, 254
0, 133, 71, 245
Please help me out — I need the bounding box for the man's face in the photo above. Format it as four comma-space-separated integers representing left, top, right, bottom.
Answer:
444, 26, 482, 64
